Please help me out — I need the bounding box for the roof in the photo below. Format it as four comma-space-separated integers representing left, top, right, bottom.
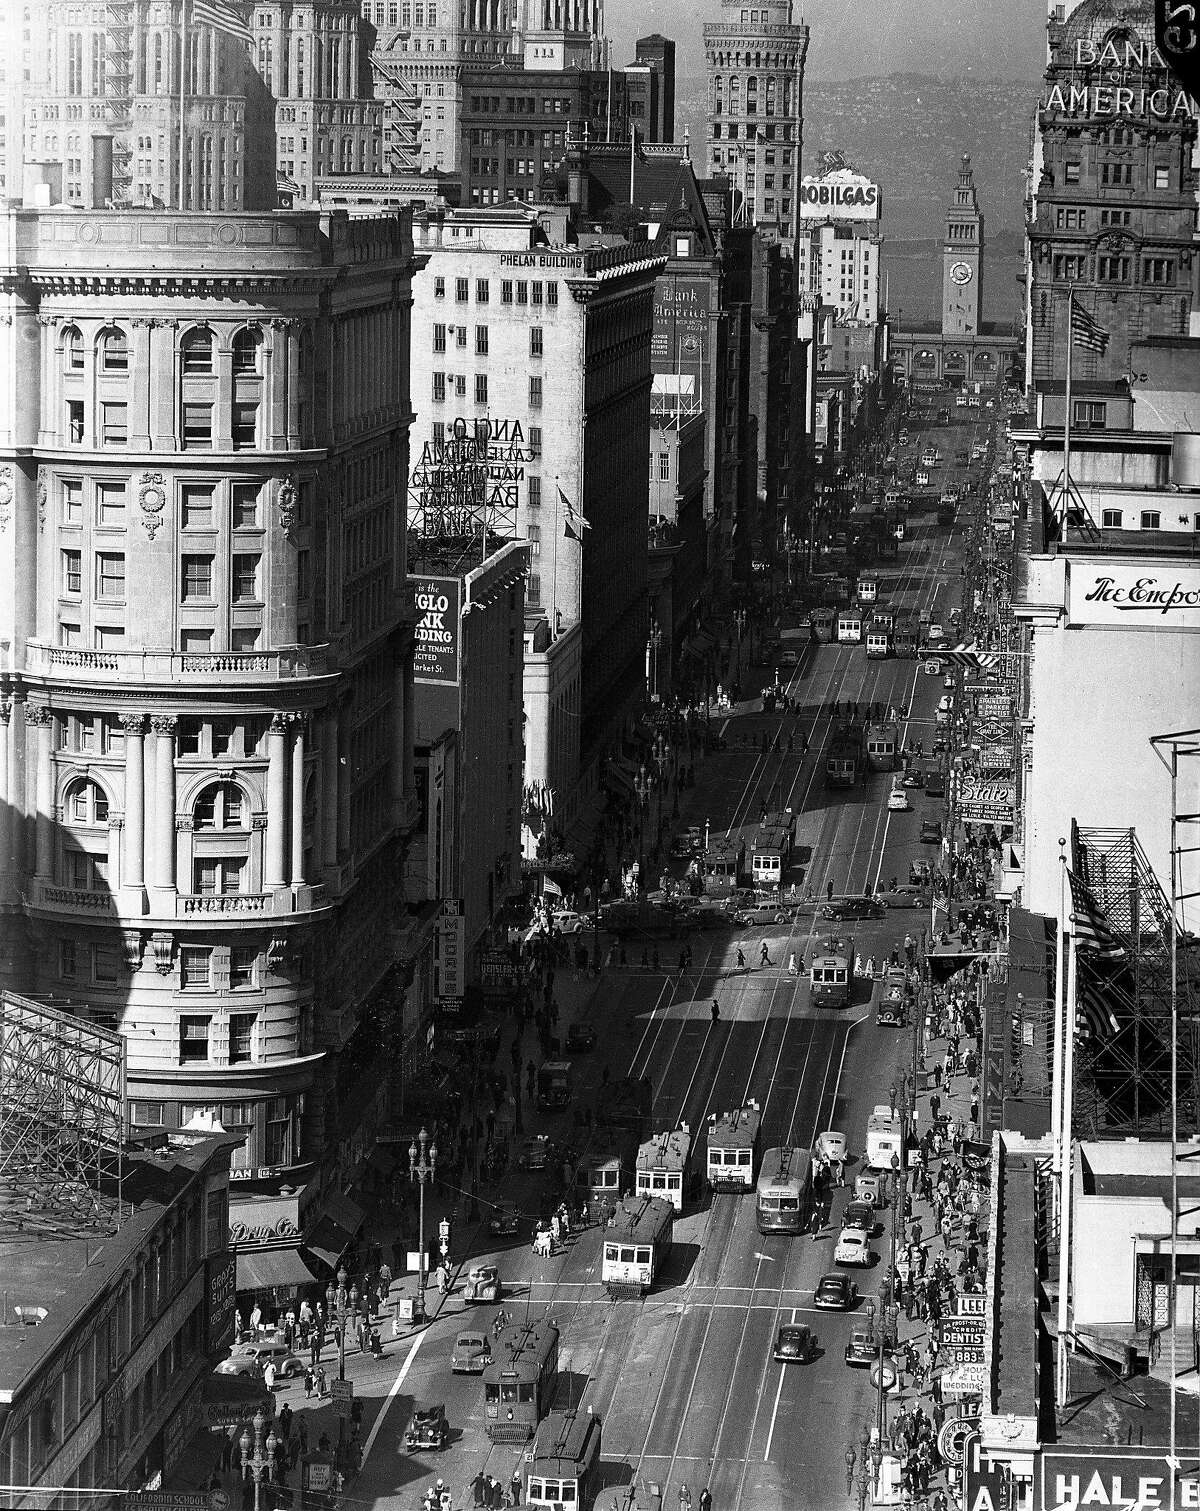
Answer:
1080, 1139, 1200, 1199
637, 1127, 692, 1172
708, 1103, 761, 1147
488, 1319, 558, 1375
606, 1195, 674, 1242
993, 1148, 1038, 1421
530, 1407, 602, 1476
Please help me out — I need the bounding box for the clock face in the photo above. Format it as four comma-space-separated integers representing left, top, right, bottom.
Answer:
950, 261, 973, 286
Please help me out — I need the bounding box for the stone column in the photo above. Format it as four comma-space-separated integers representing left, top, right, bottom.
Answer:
122, 714, 147, 893
0, 696, 12, 902
148, 715, 176, 893
264, 714, 289, 889
289, 716, 306, 888
321, 709, 339, 869
28, 706, 54, 880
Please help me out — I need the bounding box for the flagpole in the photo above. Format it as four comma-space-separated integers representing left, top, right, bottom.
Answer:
1050, 840, 1067, 1190
1062, 291, 1074, 534
178, 0, 188, 210
1056, 916, 1077, 1410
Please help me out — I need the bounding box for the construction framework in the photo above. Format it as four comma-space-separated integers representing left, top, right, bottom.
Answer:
0, 992, 128, 1239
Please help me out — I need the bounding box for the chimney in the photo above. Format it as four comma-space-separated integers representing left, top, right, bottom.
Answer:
91, 134, 114, 208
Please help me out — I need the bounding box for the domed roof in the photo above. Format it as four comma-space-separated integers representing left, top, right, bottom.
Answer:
1059, 0, 1155, 51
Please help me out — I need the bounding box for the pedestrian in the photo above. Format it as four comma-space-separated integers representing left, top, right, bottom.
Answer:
760, 942, 771, 967
304, 1369, 314, 1399
699, 1491, 712, 1511
788, 952, 798, 977
511, 1468, 522, 1506
711, 998, 720, 1023
827, 880, 835, 902
472, 1471, 487, 1509
263, 1360, 277, 1394
737, 945, 746, 969
315, 1365, 327, 1398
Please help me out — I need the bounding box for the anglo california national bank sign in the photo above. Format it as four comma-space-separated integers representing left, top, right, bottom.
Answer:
1039, 1448, 1200, 1508
1067, 562, 1200, 630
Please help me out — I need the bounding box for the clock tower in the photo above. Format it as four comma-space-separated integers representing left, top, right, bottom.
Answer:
942, 154, 984, 336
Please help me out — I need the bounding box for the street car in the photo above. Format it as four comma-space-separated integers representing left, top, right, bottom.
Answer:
773, 1324, 817, 1364
463, 1264, 502, 1304
821, 897, 886, 922
451, 1330, 493, 1374
834, 1228, 875, 1267
845, 1325, 878, 1367
813, 1272, 859, 1310
920, 820, 943, 845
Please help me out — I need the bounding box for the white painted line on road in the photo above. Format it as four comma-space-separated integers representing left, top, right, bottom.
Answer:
764, 1305, 797, 1462
360, 1329, 427, 1467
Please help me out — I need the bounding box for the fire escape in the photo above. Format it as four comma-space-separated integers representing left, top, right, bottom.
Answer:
105, 0, 135, 204
370, 41, 420, 175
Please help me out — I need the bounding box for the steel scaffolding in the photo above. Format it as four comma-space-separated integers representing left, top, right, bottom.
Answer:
0, 993, 127, 1238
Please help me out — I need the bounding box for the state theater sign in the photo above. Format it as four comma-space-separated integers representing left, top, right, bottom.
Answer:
1042, 36, 1198, 119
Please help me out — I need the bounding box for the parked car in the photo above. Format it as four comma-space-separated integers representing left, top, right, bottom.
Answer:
814, 1272, 859, 1310
822, 897, 886, 922
834, 1228, 875, 1267
773, 1323, 817, 1364
844, 1325, 878, 1367
451, 1330, 493, 1374
405, 1403, 450, 1452
920, 820, 943, 845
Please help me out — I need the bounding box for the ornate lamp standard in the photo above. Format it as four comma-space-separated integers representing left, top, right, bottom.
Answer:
324, 1265, 358, 1450
240, 1407, 279, 1511
844, 1425, 879, 1511
634, 765, 652, 896
409, 1127, 438, 1297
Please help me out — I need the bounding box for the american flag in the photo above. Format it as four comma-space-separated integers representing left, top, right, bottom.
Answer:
191, 0, 253, 43
1076, 975, 1120, 1043
936, 644, 1002, 671
1069, 298, 1109, 356
1068, 871, 1125, 960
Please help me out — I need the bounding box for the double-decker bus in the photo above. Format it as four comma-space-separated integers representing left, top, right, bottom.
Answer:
706, 1101, 762, 1191
601, 1196, 674, 1296
809, 937, 854, 1008
635, 1124, 692, 1213
825, 721, 865, 788
524, 1409, 604, 1511
755, 1146, 813, 1235
484, 1319, 560, 1443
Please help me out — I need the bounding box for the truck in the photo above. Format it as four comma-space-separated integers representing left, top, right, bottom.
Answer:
865, 1104, 905, 1171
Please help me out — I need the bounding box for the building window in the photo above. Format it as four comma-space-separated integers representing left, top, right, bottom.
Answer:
96, 483, 126, 528
181, 328, 214, 373
475, 325, 489, 355
1064, 161, 1081, 184
232, 329, 261, 374
1141, 510, 1162, 530
658, 452, 670, 480
476, 278, 489, 302
193, 857, 246, 895
67, 400, 85, 443
230, 627, 260, 652
1097, 255, 1129, 283
181, 554, 214, 601
131, 1101, 165, 1126
230, 947, 256, 990
60, 940, 77, 979
1143, 257, 1175, 286
180, 627, 213, 652
181, 484, 215, 529
529, 376, 542, 408
100, 327, 129, 372
433, 323, 446, 353
475, 374, 488, 404
432, 371, 446, 402
434, 276, 445, 298
92, 946, 119, 984
100, 402, 128, 446
179, 1011, 212, 1057
455, 277, 469, 301
530, 327, 543, 358
232, 484, 260, 529
1072, 401, 1107, 429
1100, 161, 1133, 187
501, 280, 513, 304
1052, 254, 1085, 281
1154, 165, 1170, 189
229, 1013, 256, 1064
529, 426, 541, 456
232, 403, 258, 450
66, 778, 109, 826
95, 553, 125, 599
456, 325, 467, 349
64, 326, 84, 370
232, 553, 260, 602
62, 549, 82, 596
182, 403, 213, 449
1102, 509, 1122, 528
62, 479, 83, 524
194, 782, 245, 830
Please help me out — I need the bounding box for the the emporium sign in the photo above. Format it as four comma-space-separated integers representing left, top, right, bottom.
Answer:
1042, 36, 1198, 121
414, 575, 461, 686
1068, 562, 1200, 629
799, 169, 881, 221
1039, 1448, 1200, 1508
408, 416, 534, 540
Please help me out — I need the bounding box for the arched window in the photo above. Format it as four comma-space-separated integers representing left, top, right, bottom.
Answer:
232, 328, 262, 375
99, 327, 129, 373
181, 327, 213, 374
194, 782, 246, 830
63, 326, 84, 370
65, 778, 109, 826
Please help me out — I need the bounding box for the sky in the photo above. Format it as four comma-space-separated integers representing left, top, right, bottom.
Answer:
605, 0, 1047, 82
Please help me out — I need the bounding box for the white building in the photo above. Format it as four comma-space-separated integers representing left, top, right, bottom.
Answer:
795, 167, 883, 324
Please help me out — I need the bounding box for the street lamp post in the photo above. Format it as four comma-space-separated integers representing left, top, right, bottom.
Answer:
240, 1407, 279, 1511
844, 1425, 874, 1511
324, 1265, 359, 1451
634, 765, 651, 897
408, 1127, 438, 1298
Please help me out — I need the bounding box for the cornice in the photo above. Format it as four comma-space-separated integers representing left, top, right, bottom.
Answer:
28, 270, 338, 298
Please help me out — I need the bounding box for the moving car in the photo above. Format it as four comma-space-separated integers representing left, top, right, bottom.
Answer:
463, 1264, 502, 1304
814, 1272, 859, 1310
936, 693, 953, 723
887, 786, 910, 812
876, 885, 928, 909
843, 1199, 877, 1235
855, 1172, 886, 1208
523, 910, 590, 944
566, 1022, 598, 1053
488, 1201, 522, 1237
215, 1339, 304, 1378
405, 1403, 450, 1453
834, 1228, 874, 1267
816, 1130, 848, 1165
928, 624, 945, 643
778, 647, 801, 668
821, 897, 886, 922
735, 902, 794, 926
845, 1325, 878, 1368
773, 1323, 817, 1364
902, 771, 925, 789
451, 1330, 493, 1374
517, 1134, 554, 1171
920, 820, 943, 845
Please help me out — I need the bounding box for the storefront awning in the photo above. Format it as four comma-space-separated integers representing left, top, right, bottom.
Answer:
321, 1190, 366, 1236
303, 1218, 355, 1272
201, 1373, 275, 1430
236, 1246, 321, 1291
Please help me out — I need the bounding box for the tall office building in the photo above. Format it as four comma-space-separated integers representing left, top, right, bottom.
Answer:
0, 204, 421, 1260
631, 33, 676, 144
17, 0, 276, 211
704, 0, 809, 251
1024, 0, 1197, 384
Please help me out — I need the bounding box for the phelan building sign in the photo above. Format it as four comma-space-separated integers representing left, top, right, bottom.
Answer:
1042, 38, 1198, 119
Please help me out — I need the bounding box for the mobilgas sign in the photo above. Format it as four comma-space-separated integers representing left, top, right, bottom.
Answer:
1039, 1448, 1200, 1509
799, 171, 881, 222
